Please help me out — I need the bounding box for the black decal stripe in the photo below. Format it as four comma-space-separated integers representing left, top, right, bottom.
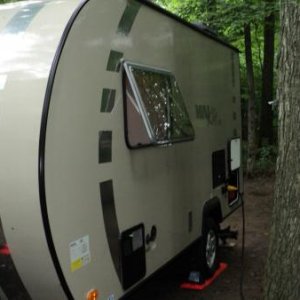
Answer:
99, 180, 122, 281
101, 89, 116, 112
2, 2, 45, 34
117, 1, 141, 36
107, 50, 124, 72
98, 131, 112, 163
38, 1, 91, 299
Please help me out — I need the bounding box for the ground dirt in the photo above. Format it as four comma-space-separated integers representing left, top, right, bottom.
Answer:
125, 176, 274, 300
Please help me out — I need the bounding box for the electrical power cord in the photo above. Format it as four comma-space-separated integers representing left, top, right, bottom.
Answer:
240, 192, 245, 300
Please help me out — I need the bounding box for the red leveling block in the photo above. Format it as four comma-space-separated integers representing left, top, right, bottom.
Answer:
0, 243, 11, 256
180, 262, 228, 291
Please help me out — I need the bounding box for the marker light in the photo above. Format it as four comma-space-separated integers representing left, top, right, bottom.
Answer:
227, 185, 238, 192
86, 289, 99, 300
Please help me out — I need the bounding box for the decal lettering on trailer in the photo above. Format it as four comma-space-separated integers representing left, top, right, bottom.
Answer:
195, 104, 222, 126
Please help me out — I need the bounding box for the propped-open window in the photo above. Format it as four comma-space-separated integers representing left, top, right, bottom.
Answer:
123, 62, 195, 148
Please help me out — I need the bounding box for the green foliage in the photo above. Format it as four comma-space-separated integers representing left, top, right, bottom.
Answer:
155, 0, 279, 174
0, 0, 23, 3
155, 1, 279, 126
155, 0, 279, 44
0, 0, 17, 3
242, 144, 277, 175
255, 145, 277, 174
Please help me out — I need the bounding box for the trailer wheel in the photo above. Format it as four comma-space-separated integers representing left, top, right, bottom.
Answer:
199, 217, 219, 278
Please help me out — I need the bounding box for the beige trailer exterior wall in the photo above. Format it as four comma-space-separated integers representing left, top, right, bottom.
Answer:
0, 0, 241, 299
44, 0, 241, 299
0, 1, 79, 299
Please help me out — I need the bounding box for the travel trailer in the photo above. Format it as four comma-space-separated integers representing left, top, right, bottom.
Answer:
0, 0, 242, 299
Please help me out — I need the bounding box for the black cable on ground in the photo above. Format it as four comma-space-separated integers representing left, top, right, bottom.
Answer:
240, 193, 245, 300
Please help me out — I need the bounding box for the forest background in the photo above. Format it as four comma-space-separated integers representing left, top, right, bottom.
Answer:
154, 0, 279, 176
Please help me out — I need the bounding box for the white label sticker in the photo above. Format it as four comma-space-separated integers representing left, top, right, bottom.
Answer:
0, 75, 7, 91
69, 235, 91, 272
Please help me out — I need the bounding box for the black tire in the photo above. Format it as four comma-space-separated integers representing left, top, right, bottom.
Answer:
199, 217, 220, 278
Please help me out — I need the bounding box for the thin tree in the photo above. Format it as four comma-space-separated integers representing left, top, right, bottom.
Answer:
260, 0, 276, 145
244, 20, 258, 176
264, 1, 300, 299
206, 0, 217, 29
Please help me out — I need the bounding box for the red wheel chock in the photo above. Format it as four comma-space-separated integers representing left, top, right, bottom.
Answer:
180, 262, 228, 291
0, 243, 10, 256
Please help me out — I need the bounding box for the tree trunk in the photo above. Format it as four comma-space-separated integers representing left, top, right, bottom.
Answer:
207, 0, 217, 30
244, 23, 257, 176
260, 0, 276, 145
264, 2, 300, 299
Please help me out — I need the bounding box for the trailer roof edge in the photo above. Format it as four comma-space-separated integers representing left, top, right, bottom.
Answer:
137, 0, 240, 53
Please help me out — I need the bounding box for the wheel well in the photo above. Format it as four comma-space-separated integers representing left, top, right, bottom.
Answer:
202, 197, 222, 230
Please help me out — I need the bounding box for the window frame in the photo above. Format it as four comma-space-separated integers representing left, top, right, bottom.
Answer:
122, 61, 195, 149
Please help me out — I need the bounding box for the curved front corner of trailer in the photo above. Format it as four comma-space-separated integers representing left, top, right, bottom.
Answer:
0, 1, 81, 299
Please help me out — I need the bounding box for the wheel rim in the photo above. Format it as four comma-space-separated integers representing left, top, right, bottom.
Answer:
206, 229, 217, 269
